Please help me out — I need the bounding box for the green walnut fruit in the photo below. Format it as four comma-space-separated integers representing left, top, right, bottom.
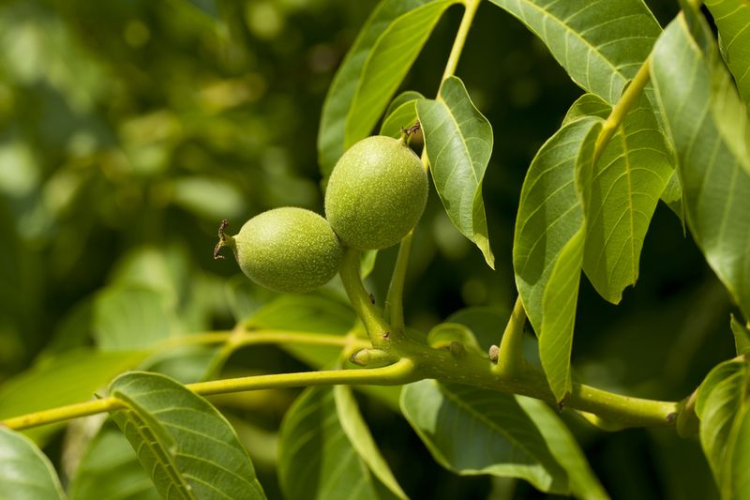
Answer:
325, 135, 428, 250
216, 207, 343, 293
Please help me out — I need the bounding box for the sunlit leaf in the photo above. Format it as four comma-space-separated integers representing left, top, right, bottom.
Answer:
278, 386, 400, 500
487, 0, 661, 104
69, 421, 160, 500
705, 0, 750, 106
400, 380, 568, 494
0, 427, 66, 500
564, 92, 674, 303
108, 371, 266, 499
651, 10, 750, 321
419, 75, 495, 268
513, 117, 602, 400
0, 349, 147, 443
318, 0, 458, 176
695, 360, 750, 499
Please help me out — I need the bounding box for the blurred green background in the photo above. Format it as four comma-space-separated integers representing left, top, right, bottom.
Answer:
0, 0, 738, 498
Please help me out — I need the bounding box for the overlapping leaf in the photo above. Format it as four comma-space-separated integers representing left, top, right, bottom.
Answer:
563, 93, 674, 303
651, 9, 750, 321
487, 0, 661, 104
513, 117, 602, 400
400, 380, 568, 494
516, 397, 609, 499
70, 422, 160, 500
380, 91, 424, 139
108, 372, 266, 500
732, 315, 750, 355
705, 0, 750, 106
0, 427, 66, 500
696, 360, 750, 499
418, 75, 495, 268
0, 349, 147, 443
318, 0, 457, 176
278, 386, 402, 500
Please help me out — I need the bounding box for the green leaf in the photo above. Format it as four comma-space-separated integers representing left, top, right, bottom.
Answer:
380, 91, 424, 139
69, 421, 160, 500
732, 315, 750, 355
278, 386, 400, 500
246, 294, 356, 368
400, 380, 568, 494
334, 385, 407, 499
418, 75, 495, 268
0, 349, 147, 444
705, 0, 750, 106
487, 0, 661, 104
564, 93, 674, 303
515, 397, 609, 500
426, 322, 484, 356
108, 371, 266, 500
317, 0, 457, 176
93, 285, 175, 351
0, 427, 66, 500
695, 360, 750, 499
513, 117, 602, 400
651, 11, 750, 321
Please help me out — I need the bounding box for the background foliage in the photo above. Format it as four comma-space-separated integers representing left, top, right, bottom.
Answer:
0, 0, 741, 497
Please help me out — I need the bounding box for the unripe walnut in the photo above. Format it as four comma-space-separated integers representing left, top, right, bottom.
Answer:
325, 136, 428, 250
218, 208, 343, 293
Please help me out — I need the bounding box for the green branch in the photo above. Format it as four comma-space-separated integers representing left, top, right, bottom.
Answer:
339, 247, 394, 346
385, 230, 413, 335
493, 296, 527, 377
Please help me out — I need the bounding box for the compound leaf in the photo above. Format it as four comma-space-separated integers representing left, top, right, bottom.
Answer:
419, 75, 495, 268
513, 117, 602, 400
318, 0, 457, 177
487, 0, 661, 104
400, 380, 568, 494
564, 93, 674, 303
705, 0, 750, 106
0, 427, 66, 500
651, 9, 750, 321
278, 386, 400, 500
108, 372, 265, 500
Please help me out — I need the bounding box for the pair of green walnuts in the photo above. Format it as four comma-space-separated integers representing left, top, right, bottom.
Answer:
216, 135, 428, 293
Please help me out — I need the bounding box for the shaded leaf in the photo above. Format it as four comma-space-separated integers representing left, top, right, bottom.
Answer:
278, 386, 399, 500
69, 421, 160, 500
705, 0, 750, 106
0, 349, 147, 443
246, 294, 356, 368
651, 10, 750, 320
0, 427, 66, 500
564, 93, 674, 303
419, 75, 495, 267
380, 92, 423, 139
108, 371, 265, 499
93, 285, 175, 351
516, 397, 609, 500
334, 385, 407, 499
513, 117, 602, 400
400, 380, 568, 494
426, 322, 484, 356
488, 0, 661, 104
318, 0, 457, 176
732, 315, 750, 355
696, 360, 750, 499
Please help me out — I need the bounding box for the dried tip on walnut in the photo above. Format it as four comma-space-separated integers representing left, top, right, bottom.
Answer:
213, 219, 233, 260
